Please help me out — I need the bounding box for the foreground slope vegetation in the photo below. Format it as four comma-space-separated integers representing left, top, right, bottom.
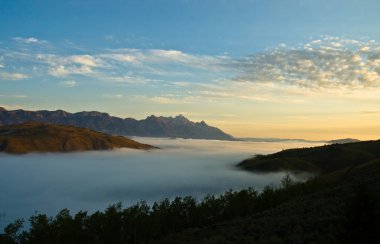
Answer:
239, 140, 380, 173
0, 122, 155, 154
1, 140, 380, 243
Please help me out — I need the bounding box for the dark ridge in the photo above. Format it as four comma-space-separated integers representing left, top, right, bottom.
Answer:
238, 139, 380, 173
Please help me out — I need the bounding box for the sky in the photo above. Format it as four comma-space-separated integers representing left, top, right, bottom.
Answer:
1, 0, 380, 140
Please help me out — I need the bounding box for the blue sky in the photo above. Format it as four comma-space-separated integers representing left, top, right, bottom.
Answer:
1, 0, 380, 139
2, 0, 380, 55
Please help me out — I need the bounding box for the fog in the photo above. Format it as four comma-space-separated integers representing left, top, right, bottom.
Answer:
0, 137, 322, 229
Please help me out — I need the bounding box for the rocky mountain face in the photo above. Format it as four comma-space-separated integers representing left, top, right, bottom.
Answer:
0, 108, 234, 140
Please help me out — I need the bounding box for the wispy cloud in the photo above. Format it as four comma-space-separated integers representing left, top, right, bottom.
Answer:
69, 55, 102, 67
13, 37, 48, 45
100, 48, 231, 72
35, 54, 103, 77
49, 64, 94, 77
360, 110, 380, 114
98, 75, 159, 85
149, 96, 193, 105
0, 94, 27, 98
132, 95, 191, 104
101, 94, 124, 99
59, 80, 77, 88
20, 48, 229, 80
0, 72, 29, 80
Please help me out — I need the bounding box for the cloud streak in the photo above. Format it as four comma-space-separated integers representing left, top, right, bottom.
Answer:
59, 80, 77, 88
102, 94, 124, 99
0, 72, 29, 80
35, 54, 103, 77
13, 37, 48, 45
4, 46, 230, 80
0, 94, 27, 98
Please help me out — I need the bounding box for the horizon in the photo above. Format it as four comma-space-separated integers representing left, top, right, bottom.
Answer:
1, 0, 380, 140
0, 106, 367, 142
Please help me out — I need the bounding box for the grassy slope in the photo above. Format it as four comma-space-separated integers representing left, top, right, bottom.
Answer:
0, 122, 156, 154
238, 140, 380, 173
155, 158, 380, 244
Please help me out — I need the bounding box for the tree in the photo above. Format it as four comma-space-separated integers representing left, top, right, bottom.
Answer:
2, 219, 24, 244
281, 172, 293, 189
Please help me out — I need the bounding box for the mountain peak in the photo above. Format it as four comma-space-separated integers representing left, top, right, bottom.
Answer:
174, 114, 189, 122
199, 120, 207, 126
146, 115, 158, 120
0, 107, 6, 111
54, 109, 70, 117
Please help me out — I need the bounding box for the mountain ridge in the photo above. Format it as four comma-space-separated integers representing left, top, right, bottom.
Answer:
0, 107, 234, 140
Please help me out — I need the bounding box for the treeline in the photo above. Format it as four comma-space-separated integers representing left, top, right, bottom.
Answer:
0, 175, 323, 244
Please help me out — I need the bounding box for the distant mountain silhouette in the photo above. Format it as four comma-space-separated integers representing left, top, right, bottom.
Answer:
0, 107, 234, 140
0, 122, 156, 154
238, 137, 316, 143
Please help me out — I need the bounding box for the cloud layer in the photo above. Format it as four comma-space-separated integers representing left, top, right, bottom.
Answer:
0, 138, 316, 230
235, 36, 380, 89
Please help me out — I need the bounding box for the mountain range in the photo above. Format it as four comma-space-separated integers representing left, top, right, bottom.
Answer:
0, 107, 234, 140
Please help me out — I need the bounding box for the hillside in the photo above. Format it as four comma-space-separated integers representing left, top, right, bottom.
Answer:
155, 158, 380, 244
0, 122, 156, 154
238, 140, 380, 173
156, 141, 380, 243
0, 108, 234, 140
